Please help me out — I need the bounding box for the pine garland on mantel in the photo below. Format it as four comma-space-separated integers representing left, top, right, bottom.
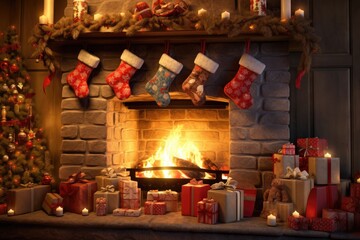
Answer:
29, 10, 320, 88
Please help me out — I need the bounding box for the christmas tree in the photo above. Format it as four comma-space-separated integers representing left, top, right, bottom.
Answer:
0, 26, 53, 203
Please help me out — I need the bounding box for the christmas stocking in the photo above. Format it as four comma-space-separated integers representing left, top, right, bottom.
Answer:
66, 49, 100, 98
182, 53, 219, 106
224, 53, 265, 109
106, 49, 144, 100
145, 53, 183, 107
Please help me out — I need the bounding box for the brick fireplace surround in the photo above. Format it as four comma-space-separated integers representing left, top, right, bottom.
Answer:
1, 37, 359, 240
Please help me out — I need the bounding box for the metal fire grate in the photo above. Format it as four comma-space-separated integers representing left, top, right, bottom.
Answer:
128, 167, 229, 193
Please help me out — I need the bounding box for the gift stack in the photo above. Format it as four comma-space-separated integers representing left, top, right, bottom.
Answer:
264, 143, 313, 223
340, 177, 360, 229
7, 182, 51, 216
93, 167, 129, 215
117, 179, 142, 216
146, 189, 178, 213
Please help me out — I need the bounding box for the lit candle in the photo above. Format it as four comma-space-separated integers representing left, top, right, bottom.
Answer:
94, 13, 103, 21
82, 208, 89, 216
56, 206, 63, 217
120, 12, 125, 17
44, 0, 54, 24
267, 214, 277, 226
281, 0, 291, 21
357, 178, 360, 183
221, 11, 230, 20
198, 8, 207, 16
295, 8, 304, 17
7, 209, 14, 216
292, 210, 300, 218
324, 153, 332, 158
39, 15, 49, 24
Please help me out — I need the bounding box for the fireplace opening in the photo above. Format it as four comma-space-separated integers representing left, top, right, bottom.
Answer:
107, 93, 230, 190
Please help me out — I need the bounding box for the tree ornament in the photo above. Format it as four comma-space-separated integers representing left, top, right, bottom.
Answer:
25, 140, 33, 150
2, 83, 9, 91
66, 49, 100, 98
2, 155, 9, 162
1, 106, 6, 122
7, 142, 16, 153
145, 53, 183, 107
41, 172, 52, 185
17, 129, 27, 145
224, 53, 266, 109
28, 129, 35, 139
10, 63, 19, 73
106, 49, 144, 100
1, 58, 9, 71
182, 53, 219, 106
12, 175, 21, 187
17, 93, 25, 103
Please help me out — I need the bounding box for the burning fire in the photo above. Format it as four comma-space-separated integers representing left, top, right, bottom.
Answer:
138, 125, 211, 179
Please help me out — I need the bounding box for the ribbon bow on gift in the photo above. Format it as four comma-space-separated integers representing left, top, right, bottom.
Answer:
190, 178, 203, 185
101, 167, 117, 178
210, 177, 238, 190
101, 185, 115, 193
116, 166, 130, 177
284, 167, 309, 180
20, 182, 37, 188
66, 171, 89, 184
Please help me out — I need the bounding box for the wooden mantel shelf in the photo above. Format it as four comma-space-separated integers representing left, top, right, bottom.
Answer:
48, 30, 290, 48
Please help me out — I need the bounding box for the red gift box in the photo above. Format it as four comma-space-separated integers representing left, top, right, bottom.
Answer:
350, 183, 360, 200
341, 196, 357, 213
144, 201, 166, 215
299, 157, 309, 172
237, 186, 256, 217
297, 138, 328, 157
288, 215, 309, 230
120, 188, 141, 209
197, 198, 218, 224
322, 208, 354, 232
95, 197, 107, 216
305, 185, 339, 218
181, 179, 210, 217
310, 218, 337, 232
282, 143, 296, 155
0, 203, 7, 215
59, 172, 97, 214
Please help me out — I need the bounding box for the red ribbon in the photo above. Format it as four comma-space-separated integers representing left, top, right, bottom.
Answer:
295, 70, 306, 89
66, 171, 89, 184
43, 72, 54, 94
327, 158, 332, 184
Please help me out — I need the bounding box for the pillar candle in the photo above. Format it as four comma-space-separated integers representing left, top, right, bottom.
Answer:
198, 8, 207, 16
281, 0, 291, 20
295, 8, 304, 17
44, 0, 54, 24
56, 206, 63, 217
221, 11, 230, 20
39, 15, 49, 24
267, 214, 277, 226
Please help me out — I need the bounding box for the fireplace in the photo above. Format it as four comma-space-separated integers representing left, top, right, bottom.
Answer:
59, 40, 290, 214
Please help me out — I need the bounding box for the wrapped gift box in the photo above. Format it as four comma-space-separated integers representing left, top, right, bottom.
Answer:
42, 193, 63, 215
94, 190, 120, 214
197, 198, 218, 224
119, 180, 138, 194
147, 190, 178, 212
237, 184, 256, 217
144, 201, 166, 215
278, 178, 314, 215
273, 153, 299, 178
95, 197, 107, 216
299, 157, 308, 172
113, 208, 141, 217
282, 143, 295, 155
297, 138, 328, 157
207, 189, 244, 223
350, 183, 360, 199
341, 196, 357, 213
59, 180, 97, 214
7, 185, 50, 215
0, 203, 7, 215
305, 185, 339, 218
277, 202, 294, 222
120, 188, 141, 209
308, 157, 340, 185
322, 208, 354, 232
288, 215, 309, 230
95, 176, 128, 191
181, 181, 210, 216
310, 218, 337, 232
